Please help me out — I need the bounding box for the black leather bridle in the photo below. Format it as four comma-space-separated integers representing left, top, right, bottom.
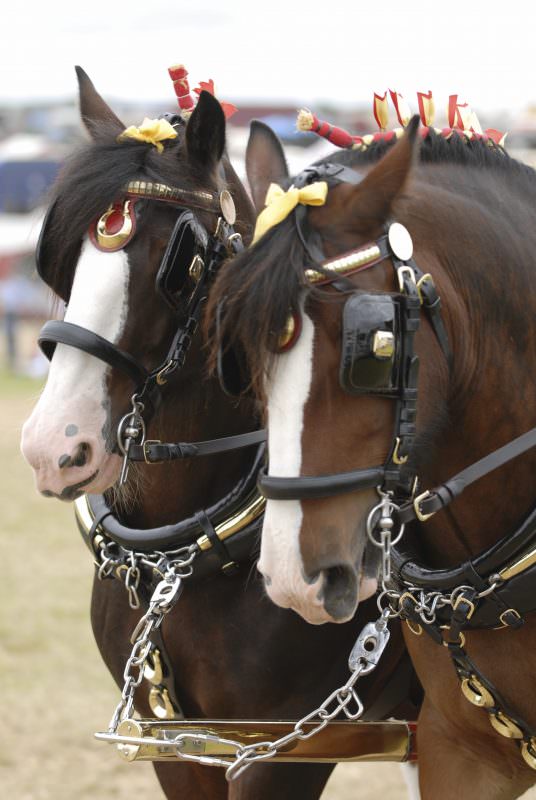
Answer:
255, 161, 451, 505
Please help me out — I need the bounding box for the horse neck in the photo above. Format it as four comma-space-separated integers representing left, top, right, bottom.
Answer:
407, 167, 536, 565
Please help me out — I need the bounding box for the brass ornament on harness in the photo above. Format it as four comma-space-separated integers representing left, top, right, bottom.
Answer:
489, 711, 524, 740
521, 739, 536, 770
95, 200, 134, 251
149, 686, 176, 720
460, 675, 495, 708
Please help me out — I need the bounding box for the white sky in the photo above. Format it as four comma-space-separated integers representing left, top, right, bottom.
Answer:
1, 0, 535, 121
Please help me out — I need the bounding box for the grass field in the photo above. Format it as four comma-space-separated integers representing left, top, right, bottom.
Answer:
2, 369, 535, 799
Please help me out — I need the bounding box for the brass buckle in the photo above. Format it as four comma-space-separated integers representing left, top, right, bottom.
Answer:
416, 272, 433, 305
452, 593, 476, 621
143, 440, 161, 464
413, 490, 435, 522
498, 608, 522, 629
397, 265, 416, 294
392, 436, 409, 465
156, 361, 174, 386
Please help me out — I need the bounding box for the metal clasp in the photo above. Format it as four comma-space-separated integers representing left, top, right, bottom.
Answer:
349, 616, 391, 674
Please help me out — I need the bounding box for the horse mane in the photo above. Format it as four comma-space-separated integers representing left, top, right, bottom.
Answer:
206, 129, 536, 395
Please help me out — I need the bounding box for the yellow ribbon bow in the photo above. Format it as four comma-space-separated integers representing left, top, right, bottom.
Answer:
252, 181, 328, 244
117, 117, 178, 153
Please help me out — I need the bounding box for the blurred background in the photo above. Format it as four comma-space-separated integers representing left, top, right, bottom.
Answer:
2, 1, 536, 797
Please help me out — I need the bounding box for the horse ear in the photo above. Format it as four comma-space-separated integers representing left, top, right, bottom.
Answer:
75, 66, 124, 138
185, 91, 226, 171
346, 115, 420, 225
246, 121, 289, 213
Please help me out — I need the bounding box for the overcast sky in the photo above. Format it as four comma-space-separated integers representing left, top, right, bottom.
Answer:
2, 0, 535, 123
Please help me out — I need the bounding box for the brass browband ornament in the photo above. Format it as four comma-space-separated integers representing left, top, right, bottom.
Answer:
126, 180, 222, 216
306, 244, 382, 284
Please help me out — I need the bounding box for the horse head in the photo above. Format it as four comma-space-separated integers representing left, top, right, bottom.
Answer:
21, 67, 253, 501
209, 118, 455, 624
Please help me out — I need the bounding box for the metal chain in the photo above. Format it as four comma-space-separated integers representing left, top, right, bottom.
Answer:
100, 608, 392, 781
107, 550, 195, 733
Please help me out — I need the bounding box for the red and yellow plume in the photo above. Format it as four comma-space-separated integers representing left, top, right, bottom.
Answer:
373, 92, 389, 131
417, 91, 435, 127
389, 90, 411, 127
193, 79, 238, 119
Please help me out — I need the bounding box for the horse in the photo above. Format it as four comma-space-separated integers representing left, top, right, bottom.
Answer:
20, 68, 420, 799
208, 115, 536, 798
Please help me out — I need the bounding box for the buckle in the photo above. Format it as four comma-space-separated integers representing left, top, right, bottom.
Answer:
397, 265, 416, 293
143, 440, 162, 464
452, 593, 476, 621
416, 272, 433, 305
413, 490, 435, 522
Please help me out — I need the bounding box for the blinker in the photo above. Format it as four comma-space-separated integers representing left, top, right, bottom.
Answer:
340, 293, 399, 396
277, 311, 302, 352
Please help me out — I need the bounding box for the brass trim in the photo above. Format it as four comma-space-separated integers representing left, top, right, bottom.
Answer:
116, 719, 143, 762
125, 180, 218, 212
305, 244, 381, 284
188, 254, 204, 283
499, 546, 536, 581
99, 719, 413, 763
460, 675, 495, 708
74, 494, 97, 535
197, 492, 266, 552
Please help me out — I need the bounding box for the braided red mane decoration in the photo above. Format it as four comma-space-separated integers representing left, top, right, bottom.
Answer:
297, 91, 506, 151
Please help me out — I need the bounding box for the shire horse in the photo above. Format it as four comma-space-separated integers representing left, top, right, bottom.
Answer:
20, 69, 418, 799
209, 117, 536, 797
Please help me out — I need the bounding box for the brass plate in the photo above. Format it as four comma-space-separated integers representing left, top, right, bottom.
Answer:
107, 719, 413, 763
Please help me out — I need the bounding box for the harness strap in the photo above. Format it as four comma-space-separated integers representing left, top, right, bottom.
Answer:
129, 429, 266, 463
194, 510, 238, 575
257, 464, 385, 500
399, 425, 536, 524
39, 320, 148, 385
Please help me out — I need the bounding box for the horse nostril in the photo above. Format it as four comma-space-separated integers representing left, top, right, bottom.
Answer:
321, 564, 358, 621
58, 442, 91, 470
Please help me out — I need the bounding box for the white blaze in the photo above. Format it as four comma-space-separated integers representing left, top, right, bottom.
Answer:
258, 307, 326, 622
21, 240, 130, 495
